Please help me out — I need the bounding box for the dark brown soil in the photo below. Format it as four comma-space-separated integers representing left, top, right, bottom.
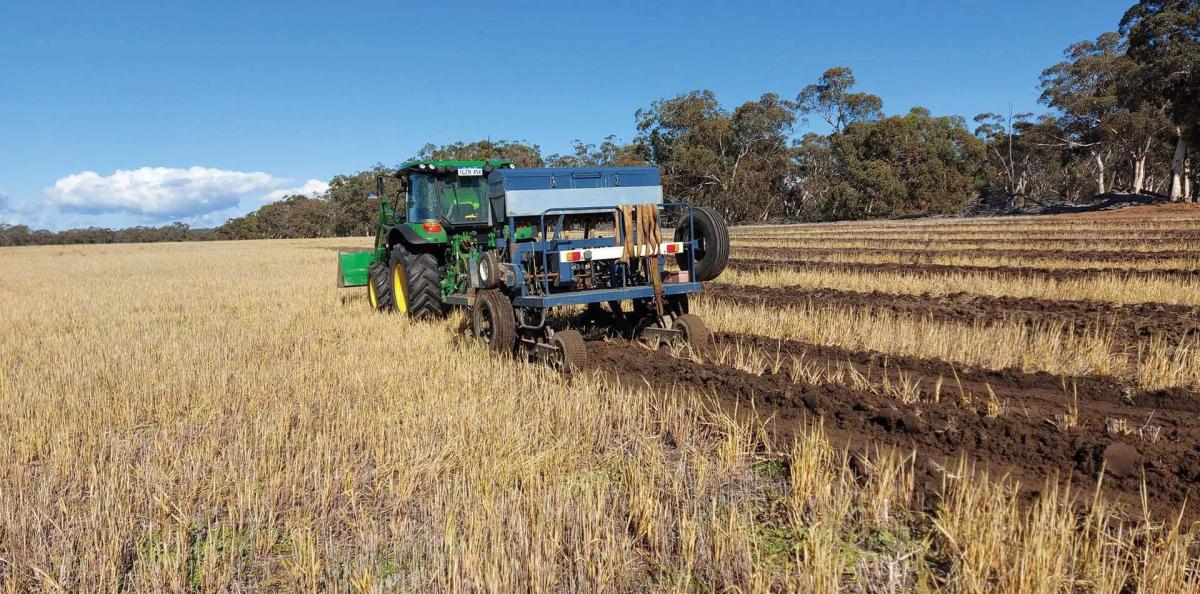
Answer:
703, 284, 1200, 349
586, 334, 1200, 521
733, 233, 1200, 245
730, 257, 1200, 282
734, 246, 1200, 263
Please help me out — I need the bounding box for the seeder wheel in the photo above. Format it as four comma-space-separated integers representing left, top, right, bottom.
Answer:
472, 290, 517, 353
672, 314, 711, 350
634, 295, 709, 349
550, 330, 587, 375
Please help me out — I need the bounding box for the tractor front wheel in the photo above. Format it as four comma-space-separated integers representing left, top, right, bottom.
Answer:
472, 290, 516, 353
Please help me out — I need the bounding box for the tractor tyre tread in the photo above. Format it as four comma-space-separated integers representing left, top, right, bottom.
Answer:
404, 251, 444, 320
368, 261, 395, 311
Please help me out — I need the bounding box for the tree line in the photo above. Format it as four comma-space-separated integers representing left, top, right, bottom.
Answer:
0, 222, 220, 246
3, 0, 1195, 247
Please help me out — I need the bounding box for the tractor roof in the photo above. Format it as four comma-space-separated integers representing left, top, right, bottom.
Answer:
397, 159, 514, 174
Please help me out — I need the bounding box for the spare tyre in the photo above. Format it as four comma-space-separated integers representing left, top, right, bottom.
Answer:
673, 206, 730, 281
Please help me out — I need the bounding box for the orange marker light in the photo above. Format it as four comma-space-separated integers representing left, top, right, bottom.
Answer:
566, 251, 582, 262
422, 221, 443, 234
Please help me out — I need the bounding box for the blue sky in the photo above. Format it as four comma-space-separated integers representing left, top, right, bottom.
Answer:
1, 0, 1133, 230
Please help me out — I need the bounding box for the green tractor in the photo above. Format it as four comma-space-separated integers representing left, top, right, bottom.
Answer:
338, 159, 729, 372
338, 160, 520, 318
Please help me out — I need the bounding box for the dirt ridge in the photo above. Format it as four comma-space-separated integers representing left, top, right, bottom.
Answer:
730, 257, 1200, 281
732, 246, 1200, 263
587, 335, 1200, 520
704, 283, 1200, 348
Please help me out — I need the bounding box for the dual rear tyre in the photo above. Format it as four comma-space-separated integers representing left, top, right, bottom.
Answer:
367, 246, 443, 319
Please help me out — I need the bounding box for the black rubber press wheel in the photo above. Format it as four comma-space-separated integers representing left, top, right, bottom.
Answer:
551, 330, 587, 375
672, 314, 711, 350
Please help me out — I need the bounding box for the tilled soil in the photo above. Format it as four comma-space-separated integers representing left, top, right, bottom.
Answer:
730, 257, 1200, 281
586, 335, 1200, 520
732, 231, 1200, 242
732, 246, 1200, 263
703, 283, 1200, 348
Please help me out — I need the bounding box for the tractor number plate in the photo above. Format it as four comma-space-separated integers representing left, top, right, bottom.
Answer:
458, 167, 483, 177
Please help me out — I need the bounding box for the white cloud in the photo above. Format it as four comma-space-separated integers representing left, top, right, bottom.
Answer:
259, 179, 330, 203
46, 166, 285, 218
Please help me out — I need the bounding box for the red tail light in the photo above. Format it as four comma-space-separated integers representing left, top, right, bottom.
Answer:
665, 243, 679, 254
422, 221, 443, 234
566, 251, 582, 262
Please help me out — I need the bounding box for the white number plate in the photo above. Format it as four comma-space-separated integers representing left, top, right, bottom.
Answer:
457, 167, 483, 177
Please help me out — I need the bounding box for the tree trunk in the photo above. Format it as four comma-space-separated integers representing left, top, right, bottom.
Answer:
1132, 155, 1146, 194
1185, 156, 1194, 203
1094, 152, 1107, 195
1170, 130, 1187, 201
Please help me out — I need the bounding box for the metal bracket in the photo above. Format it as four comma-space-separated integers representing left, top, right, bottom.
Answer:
516, 306, 548, 331
519, 337, 562, 365
499, 263, 516, 287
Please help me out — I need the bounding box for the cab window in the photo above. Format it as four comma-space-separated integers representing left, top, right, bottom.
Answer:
408, 174, 439, 222
437, 174, 488, 225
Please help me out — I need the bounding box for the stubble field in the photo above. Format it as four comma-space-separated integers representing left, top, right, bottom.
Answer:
1, 204, 1199, 592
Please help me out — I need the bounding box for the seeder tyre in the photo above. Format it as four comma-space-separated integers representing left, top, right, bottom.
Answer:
472, 289, 516, 353
551, 329, 587, 375
674, 206, 730, 282
476, 252, 502, 289
672, 314, 711, 349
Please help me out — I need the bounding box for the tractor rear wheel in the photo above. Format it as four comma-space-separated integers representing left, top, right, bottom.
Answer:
672, 314, 711, 350
551, 329, 587, 375
674, 207, 730, 282
368, 261, 395, 311
391, 247, 444, 320
472, 290, 516, 353
386, 250, 408, 313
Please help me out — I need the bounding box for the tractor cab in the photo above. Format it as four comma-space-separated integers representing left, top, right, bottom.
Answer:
399, 160, 515, 227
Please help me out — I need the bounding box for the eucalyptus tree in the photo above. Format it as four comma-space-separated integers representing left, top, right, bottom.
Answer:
1122, 0, 1200, 201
